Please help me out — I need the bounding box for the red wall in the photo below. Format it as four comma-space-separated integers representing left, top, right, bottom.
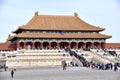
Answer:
106, 43, 120, 49
0, 43, 17, 50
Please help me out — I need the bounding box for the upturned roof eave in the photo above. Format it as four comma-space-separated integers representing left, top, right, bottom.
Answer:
12, 27, 23, 33
16, 27, 105, 32
106, 35, 112, 39
8, 33, 112, 41
8, 36, 111, 41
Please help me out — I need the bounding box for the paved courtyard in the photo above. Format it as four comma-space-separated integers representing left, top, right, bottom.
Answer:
0, 67, 120, 80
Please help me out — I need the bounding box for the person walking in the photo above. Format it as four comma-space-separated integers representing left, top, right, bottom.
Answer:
3, 64, 6, 71
11, 70, 14, 78
62, 60, 67, 70
114, 63, 118, 72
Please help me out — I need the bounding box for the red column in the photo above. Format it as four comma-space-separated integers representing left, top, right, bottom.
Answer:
82, 42, 86, 49
76, 43, 78, 49
24, 42, 26, 49
90, 43, 94, 48
99, 43, 101, 48
17, 42, 20, 49
67, 43, 71, 49
56, 42, 59, 49
40, 42, 43, 49
48, 42, 51, 49
103, 42, 106, 48
32, 42, 35, 49
39, 43, 41, 49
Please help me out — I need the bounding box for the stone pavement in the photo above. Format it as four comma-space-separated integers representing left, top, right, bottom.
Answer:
0, 67, 120, 80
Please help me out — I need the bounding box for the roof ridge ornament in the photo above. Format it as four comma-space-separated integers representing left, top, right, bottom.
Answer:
74, 12, 78, 17
35, 11, 39, 16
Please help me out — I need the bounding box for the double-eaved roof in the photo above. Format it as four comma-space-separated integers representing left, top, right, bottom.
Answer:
13, 12, 105, 32
8, 12, 111, 41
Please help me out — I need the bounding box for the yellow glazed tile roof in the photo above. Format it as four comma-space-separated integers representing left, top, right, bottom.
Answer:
16, 12, 104, 31
8, 33, 111, 41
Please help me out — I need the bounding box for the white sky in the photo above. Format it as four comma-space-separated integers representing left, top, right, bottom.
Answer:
0, 0, 120, 43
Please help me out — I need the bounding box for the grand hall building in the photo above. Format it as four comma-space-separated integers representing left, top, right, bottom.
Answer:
0, 12, 112, 50
0, 12, 120, 68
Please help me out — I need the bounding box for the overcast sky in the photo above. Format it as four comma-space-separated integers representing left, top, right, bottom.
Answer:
0, 0, 120, 43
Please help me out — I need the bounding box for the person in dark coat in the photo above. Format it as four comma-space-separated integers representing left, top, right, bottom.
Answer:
3, 64, 6, 71
62, 60, 67, 70
11, 70, 14, 78
114, 63, 118, 71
